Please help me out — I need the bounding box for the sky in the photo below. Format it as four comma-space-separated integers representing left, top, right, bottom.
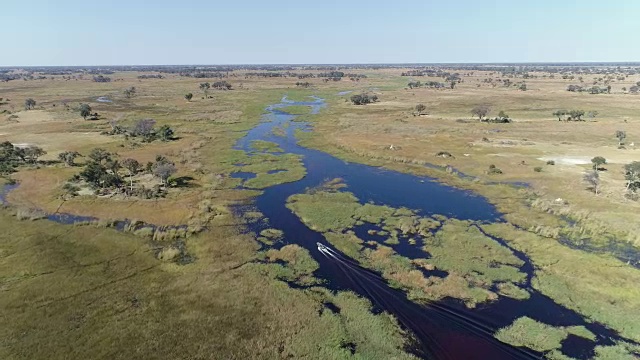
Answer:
1, 0, 639, 66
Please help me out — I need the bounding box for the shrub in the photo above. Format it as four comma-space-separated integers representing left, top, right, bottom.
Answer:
533, 167, 543, 172
488, 164, 503, 175
350, 93, 378, 105
546, 160, 555, 165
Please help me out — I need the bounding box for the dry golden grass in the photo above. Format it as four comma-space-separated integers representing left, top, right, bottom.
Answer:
299, 68, 640, 244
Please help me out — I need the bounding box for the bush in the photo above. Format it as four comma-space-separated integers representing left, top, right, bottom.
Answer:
350, 93, 378, 105
488, 164, 503, 175
546, 160, 555, 165
533, 167, 543, 172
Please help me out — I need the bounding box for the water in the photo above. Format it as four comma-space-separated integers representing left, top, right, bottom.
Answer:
232, 96, 638, 359
96, 96, 112, 103
1, 95, 636, 358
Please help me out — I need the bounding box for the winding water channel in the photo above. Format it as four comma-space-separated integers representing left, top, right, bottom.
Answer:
1, 95, 637, 359
232, 96, 637, 359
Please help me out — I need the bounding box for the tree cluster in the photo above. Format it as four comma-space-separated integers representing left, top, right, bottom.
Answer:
75, 149, 177, 198
552, 110, 589, 121
117, 119, 175, 142
408, 81, 446, 89
212, 81, 232, 90
137, 74, 164, 79
567, 84, 611, 94
92, 75, 112, 83
350, 93, 378, 105
0, 141, 46, 175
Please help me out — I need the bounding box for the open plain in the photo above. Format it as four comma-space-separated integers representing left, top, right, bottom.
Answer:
1, 64, 640, 359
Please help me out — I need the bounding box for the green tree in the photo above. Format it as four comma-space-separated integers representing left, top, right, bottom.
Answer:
157, 125, 174, 141
58, 151, 81, 166
80, 103, 92, 120
87, 148, 112, 164
184, 93, 193, 102
80, 162, 108, 187
591, 156, 607, 171
121, 158, 140, 192
568, 110, 585, 121
24, 98, 36, 110
199, 82, 210, 98
553, 110, 567, 121
616, 130, 627, 146
22, 145, 46, 163
123, 86, 136, 98
624, 161, 640, 191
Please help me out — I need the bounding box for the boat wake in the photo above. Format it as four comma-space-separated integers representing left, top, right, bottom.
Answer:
316, 242, 541, 360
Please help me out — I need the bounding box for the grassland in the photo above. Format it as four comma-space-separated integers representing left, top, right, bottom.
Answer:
285, 186, 531, 307
0, 71, 421, 359
2, 65, 640, 359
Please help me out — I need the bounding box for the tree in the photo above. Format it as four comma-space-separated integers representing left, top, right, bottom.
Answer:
450, 81, 456, 89
22, 145, 46, 163
553, 110, 567, 121
415, 104, 427, 115
498, 110, 509, 119
24, 98, 36, 110
350, 93, 377, 105
121, 158, 140, 191
157, 125, 174, 141
624, 161, 640, 191
184, 93, 193, 102
80, 103, 92, 120
80, 162, 108, 187
568, 110, 585, 121
591, 156, 607, 171
519, 83, 527, 91
87, 148, 112, 164
583, 171, 600, 195
199, 82, 210, 97
123, 86, 136, 98
616, 130, 627, 146
212, 81, 232, 90
471, 105, 491, 120
153, 162, 177, 185
58, 151, 81, 166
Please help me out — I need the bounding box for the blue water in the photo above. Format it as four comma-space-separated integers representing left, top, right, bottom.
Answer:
1, 95, 636, 359
232, 96, 637, 359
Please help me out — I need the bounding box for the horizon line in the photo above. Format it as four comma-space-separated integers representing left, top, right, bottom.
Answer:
3, 61, 640, 68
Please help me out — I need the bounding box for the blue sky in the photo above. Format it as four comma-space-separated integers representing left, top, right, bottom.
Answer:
1, 0, 638, 65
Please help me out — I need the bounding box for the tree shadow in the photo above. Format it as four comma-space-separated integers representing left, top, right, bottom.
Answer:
170, 176, 197, 188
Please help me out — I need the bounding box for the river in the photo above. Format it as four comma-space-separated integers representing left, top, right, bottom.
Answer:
1, 95, 635, 359
231, 95, 635, 359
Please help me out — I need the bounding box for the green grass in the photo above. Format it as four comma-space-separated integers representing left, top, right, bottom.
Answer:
285, 188, 526, 307
482, 222, 640, 345
278, 105, 313, 115
495, 317, 594, 352
286, 191, 361, 232
237, 153, 307, 189
427, 220, 526, 284
0, 208, 417, 359
250, 140, 283, 153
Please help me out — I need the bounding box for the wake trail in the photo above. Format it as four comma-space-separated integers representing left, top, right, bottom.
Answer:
318, 243, 541, 360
